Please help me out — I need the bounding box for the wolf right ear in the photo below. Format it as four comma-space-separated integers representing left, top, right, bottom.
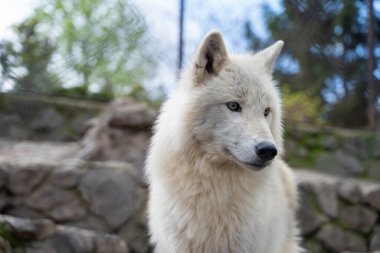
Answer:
255, 40, 284, 73
193, 31, 228, 84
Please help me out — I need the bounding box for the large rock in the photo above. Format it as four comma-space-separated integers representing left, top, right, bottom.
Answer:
94, 232, 129, 253
342, 137, 370, 160
66, 214, 109, 233
48, 167, 83, 189
319, 135, 339, 150
362, 185, 380, 210
25, 185, 86, 222
0, 114, 27, 140
79, 163, 146, 230
317, 224, 367, 252
315, 184, 339, 218
6, 205, 46, 220
118, 214, 149, 253
371, 226, 380, 251
374, 137, 380, 158
0, 156, 148, 252
0, 93, 105, 142
297, 184, 327, 235
368, 161, 380, 181
31, 108, 63, 133
338, 181, 362, 204
315, 151, 364, 177
7, 165, 49, 194
339, 206, 377, 233
0, 165, 8, 189
0, 192, 9, 211
0, 215, 128, 253
0, 214, 55, 240
77, 99, 157, 172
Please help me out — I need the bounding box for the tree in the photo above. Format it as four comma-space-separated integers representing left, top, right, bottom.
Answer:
367, 0, 376, 130
0, 19, 60, 93
245, 0, 380, 128
1, 0, 154, 99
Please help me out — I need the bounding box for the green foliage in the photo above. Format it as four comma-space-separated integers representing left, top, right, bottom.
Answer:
246, 0, 380, 128
49, 86, 114, 101
0, 0, 155, 100
0, 223, 29, 252
282, 85, 325, 124
0, 19, 61, 93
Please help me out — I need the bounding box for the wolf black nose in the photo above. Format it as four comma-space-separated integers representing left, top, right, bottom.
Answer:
255, 142, 277, 161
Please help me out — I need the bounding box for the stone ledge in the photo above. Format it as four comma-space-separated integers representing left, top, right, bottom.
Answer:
0, 156, 379, 253
0, 159, 148, 253
295, 169, 380, 253
0, 214, 128, 253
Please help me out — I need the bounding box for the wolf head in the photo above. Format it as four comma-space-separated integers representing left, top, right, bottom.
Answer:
178, 31, 284, 171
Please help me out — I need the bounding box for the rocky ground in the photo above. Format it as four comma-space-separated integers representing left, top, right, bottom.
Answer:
0, 139, 148, 253
296, 169, 380, 252
0, 139, 380, 252
0, 214, 128, 253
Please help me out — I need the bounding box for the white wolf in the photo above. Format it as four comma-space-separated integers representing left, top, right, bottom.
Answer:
145, 31, 303, 253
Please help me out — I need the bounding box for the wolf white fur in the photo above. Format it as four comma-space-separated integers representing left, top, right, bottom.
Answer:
146, 31, 303, 253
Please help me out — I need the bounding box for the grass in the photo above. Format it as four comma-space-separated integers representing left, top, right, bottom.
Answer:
0, 223, 30, 253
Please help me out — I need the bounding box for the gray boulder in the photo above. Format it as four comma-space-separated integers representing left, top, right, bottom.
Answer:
31, 108, 63, 133
368, 161, 380, 181
297, 184, 327, 235
339, 206, 377, 233
8, 165, 48, 195
0, 215, 129, 253
363, 185, 380, 210
338, 181, 362, 204
317, 224, 367, 252
25, 184, 86, 222
79, 162, 146, 230
371, 226, 380, 251
77, 99, 157, 172
0, 214, 55, 240
315, 151, 364, 177
315, 184, 339, 218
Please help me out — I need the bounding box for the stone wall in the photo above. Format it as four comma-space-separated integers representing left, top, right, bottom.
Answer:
2, 98, 380, 252
0, 215, 128, 253
0, 156, 380, 252
2, 93, 379, 181
285, 125, 380, 181
0, 160, 149, 253
297, 170, 380, 253
0, 93, 104, 141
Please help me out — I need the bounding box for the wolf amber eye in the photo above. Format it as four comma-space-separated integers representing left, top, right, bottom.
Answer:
264, 107, 271, 117
226, 102, 241, 112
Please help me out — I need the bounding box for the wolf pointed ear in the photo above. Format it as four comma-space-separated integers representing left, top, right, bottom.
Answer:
256, 40, 284, 73
193, 31, 228, 84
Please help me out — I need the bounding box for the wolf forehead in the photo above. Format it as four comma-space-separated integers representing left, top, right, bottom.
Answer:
207, 59, 278, 103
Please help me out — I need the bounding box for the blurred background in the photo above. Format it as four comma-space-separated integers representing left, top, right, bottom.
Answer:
1, 0, 379, 129
0, 0, 380, 253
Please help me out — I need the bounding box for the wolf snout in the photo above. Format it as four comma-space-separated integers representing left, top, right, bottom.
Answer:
255, 142, 277, 161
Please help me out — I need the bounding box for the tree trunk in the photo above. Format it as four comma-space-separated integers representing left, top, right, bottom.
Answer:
367, 0, 376, 131
177, 0, 185, 73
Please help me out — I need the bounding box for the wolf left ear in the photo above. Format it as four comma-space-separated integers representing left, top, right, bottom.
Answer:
256, 40, 284, 73
193, 31, 228, 84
